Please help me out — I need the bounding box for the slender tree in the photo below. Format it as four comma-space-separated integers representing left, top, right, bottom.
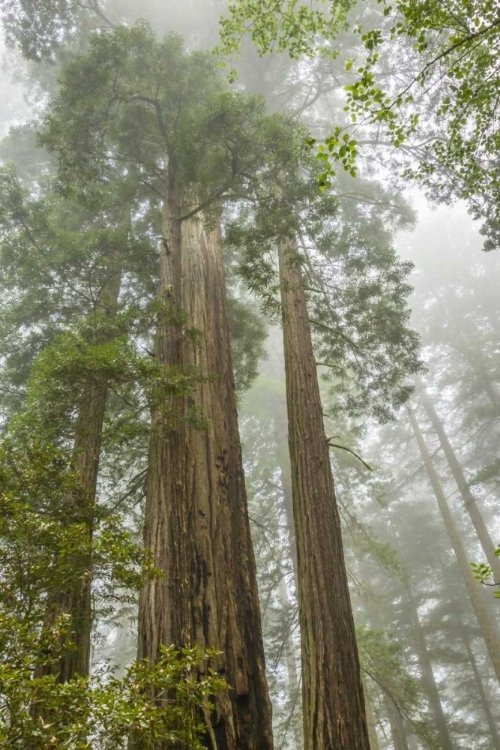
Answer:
418, 383, 500, 582
403, 581, 454, 750
407, 406, 500, 682
228, 148, 421, 748
0, 168, 142, 680
36, 233, 124, 681
278, 235, 370, 750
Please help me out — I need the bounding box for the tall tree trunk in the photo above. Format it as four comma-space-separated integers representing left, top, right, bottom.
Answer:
274, 404, 299, 588
418, 385, 500, 582
278, 576, 303, 750
385, 696, 410, 750
408, 407, 500, 683
459, 624, 500, 748
362, 679, 380, 750
275, 402, 302, 748
440, 559, 500, 748
138, 174, 273, 750
277, 237, 369, 750
404, 581, 454, 750
36, 242, 123, 682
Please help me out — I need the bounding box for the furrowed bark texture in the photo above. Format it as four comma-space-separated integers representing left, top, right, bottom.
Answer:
36, 248, 122, 682
138, 177, 273, 750
408, 407, 500, 683
278, 237, 370, 750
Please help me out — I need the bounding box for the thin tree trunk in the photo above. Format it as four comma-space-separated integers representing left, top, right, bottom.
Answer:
418, 385, 500, 582
404, 580, 454, 750
274, 405, 299, 588
277, 236, 369, 750
275, 404, 302, 748
460, 625, 500, 748
36, 242, 123, 682
440, 558, 500, 748
278, 576, 303, 750
138, 173, 273, 750
385, 696, 410, 750
362, 679, 380, 750
408, 407, 500, 683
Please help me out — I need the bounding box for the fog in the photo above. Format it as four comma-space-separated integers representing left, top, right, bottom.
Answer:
0, 2, 498, 749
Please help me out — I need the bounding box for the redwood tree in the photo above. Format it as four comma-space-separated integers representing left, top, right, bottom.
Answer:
41, 26, 274, 747
278, 236, 370, 750
227, 153, 421, 748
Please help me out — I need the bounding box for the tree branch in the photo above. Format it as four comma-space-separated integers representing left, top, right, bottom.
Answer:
326, 439, 373, 471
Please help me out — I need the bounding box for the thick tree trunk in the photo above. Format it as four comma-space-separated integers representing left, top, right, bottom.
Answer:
408, 407, 500, 683
277, 237, 369, 750
138, 175, 273, 750
36, 245, 122, 682
418, 385, 500, 582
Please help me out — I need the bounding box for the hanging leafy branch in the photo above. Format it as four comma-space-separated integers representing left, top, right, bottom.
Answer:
471, 546, 500, 598
219, 0, 500, 248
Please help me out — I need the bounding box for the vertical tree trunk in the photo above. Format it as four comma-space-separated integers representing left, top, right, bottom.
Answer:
138, 174, 273, 750
277, 237, 369, 750
274, 404, 299, 587
440, 559, 500, 748
362, 679, 380, 750
37, 242, 123, 682
275, 402, 302, 747
278, 576, 303, 750
404, 581, 454, 750
385, 696, 410, 750
418, 385, 500, 582
459, 625, 500, 748
408, 407, 500, 682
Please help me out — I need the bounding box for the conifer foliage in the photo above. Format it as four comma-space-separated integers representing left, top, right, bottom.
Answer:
0, 3, 497, 750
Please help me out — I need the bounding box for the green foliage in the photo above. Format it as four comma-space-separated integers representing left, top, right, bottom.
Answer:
39, 24, 275, 219
357, 626, 439, 747
0, 0, 86, 60
0, 436, 154, 621
471, 546, 500, 598
219, 0, 500, 247
0, 640, 225, 749
219, 0, 355, 61
0, 433, 225, 747
227, 297, 267, 394
0, 164, 154, 416
227, 140, 422, 420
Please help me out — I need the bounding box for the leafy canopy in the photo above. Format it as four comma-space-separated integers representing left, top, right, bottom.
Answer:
220, 0, 500, 249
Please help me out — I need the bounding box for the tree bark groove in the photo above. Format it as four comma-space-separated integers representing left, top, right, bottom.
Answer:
138, 174, 273, 750
278, 237, 369, 750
